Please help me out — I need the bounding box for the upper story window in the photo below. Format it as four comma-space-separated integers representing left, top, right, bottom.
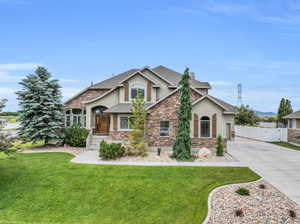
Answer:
130, 84, 145, 99
200, 116, 210, 137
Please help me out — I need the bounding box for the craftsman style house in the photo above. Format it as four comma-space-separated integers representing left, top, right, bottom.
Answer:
64, 66, 235, 149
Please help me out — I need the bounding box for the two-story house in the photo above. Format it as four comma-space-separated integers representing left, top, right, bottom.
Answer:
64, 65, 235, 149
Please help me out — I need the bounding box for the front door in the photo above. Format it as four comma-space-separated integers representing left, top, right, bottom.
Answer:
95, 115, 110, 135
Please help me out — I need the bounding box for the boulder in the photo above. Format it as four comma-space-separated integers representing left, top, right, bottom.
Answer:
197, 148, 212, 158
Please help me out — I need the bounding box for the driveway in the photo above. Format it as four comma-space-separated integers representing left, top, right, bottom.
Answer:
229, 137, 300, 204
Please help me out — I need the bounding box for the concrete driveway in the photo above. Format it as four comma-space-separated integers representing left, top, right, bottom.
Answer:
229, 137, 300, 204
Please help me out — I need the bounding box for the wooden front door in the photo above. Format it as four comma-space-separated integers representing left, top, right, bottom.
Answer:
95, 115, 110, 135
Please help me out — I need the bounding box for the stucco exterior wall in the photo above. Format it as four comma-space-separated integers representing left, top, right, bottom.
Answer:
85, 90, 119, 129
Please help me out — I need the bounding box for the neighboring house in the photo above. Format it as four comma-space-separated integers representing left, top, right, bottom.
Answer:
285, 110, 300, 146
64, 65, 235, 149
285, 110, 300, 129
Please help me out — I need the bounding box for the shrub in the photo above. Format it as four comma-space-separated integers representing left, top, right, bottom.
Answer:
216, 135, 224, 156
235, 187, 250, 196
99, 140, 125, 160
64, 124, 88, 147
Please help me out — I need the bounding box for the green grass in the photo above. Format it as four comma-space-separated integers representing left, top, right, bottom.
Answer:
269, 142, 300, 151
0, 153, 260, 224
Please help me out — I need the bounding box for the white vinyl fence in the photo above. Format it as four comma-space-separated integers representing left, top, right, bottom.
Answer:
235, 125, 288, 142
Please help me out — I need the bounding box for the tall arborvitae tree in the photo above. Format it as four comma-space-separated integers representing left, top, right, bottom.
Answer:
277, 98, 293, 126
16, 66, 64, 145
128, 90, 147, 156
172, 68, 192, 161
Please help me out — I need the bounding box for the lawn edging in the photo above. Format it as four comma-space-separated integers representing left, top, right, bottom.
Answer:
202, 178, 263, 224
269, 142, 300, 152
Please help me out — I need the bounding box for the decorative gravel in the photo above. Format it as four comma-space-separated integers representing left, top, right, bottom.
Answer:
115, 151, 236, 162
21, 145, 85, 155
206, 179, 300, 224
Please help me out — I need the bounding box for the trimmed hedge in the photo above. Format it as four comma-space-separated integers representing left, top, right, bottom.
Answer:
99, 140, 125, 160
64, 125, 89, 147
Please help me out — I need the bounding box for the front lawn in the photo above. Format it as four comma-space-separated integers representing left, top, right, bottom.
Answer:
0, 153, 260, 224
269, 142, 300, 151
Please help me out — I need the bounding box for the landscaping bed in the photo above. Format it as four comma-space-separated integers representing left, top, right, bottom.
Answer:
21, 145, 86, 155
207, 179, 300, 223
0, 153, 259, 224
113, 150, 236, 162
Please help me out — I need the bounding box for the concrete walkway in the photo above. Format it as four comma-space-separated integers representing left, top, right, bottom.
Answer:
229, 137, 300, 204
71, 150, 244, 167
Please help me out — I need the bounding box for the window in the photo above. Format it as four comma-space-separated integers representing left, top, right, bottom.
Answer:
200, 116, 210, 137
160, 121, 170, 136
64, 108, 86, 127
131, 84, 145, 99
120, 116, 134, 130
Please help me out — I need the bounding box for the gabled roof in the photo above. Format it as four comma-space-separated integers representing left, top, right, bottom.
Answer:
89, 66, 211, 90
192, 94, 235, 114
152, 65, 211, 89
90, 69, 139, 89
284, 110, 300, 119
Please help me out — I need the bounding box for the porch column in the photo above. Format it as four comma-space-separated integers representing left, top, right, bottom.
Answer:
86, 105, 92, 130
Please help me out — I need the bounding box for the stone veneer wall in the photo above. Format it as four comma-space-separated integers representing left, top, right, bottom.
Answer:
109, 130, 129, 140
65, 89, 109, 109
288, 129, 300, 145
146, 89, 224, 148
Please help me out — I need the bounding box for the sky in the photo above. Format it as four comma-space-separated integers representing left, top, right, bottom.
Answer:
1, 0, 300, 112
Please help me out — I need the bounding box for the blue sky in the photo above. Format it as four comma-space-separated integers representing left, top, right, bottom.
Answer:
1, 0, 300, 112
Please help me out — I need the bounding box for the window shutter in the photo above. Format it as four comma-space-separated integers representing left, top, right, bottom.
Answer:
212, 114, 217, 138
194, 113, 199, 138
147, 81, 152, 102
124, 81, 129, 101
113, 114, 118, 131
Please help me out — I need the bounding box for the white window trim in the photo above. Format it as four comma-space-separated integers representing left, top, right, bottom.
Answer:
160, 120, 170, 137
129, 83, 146, 101
118, 115, 134, 131
199, 116, 212, 138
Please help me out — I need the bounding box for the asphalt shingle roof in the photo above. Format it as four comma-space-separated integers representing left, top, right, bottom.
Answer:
284, 110, 300, 119
89, 66, 211, 90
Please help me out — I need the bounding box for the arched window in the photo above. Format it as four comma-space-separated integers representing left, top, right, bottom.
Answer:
94, 106, 107, 114
130, 84, 145, 99
200, 116, 210, 137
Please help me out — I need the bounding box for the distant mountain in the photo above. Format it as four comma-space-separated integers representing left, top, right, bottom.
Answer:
255, 111, 276, 116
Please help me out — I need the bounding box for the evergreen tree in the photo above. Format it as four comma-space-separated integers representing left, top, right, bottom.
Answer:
277, 98, 286, 123
0, 98, 7, 129
235, 105, 259, 126
128, 90, 147, 156
277, 98, 293, 126
172, 68, 192, 161
16, 66, 64, 145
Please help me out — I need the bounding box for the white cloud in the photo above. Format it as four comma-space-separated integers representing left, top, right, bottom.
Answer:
200, 1, 250, 15
0, 63, 40, 71
257, 15, 300, 25
0, 71, 24, 82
